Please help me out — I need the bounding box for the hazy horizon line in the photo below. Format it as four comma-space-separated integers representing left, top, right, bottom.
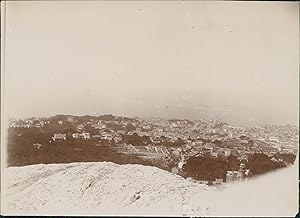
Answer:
7, 112, 299, 128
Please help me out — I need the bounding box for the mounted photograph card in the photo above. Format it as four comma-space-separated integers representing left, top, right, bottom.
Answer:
1, 1, 299, 216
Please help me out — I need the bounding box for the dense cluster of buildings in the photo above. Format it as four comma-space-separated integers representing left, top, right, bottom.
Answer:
226, 163, 251, 182
9, 115, 298, 183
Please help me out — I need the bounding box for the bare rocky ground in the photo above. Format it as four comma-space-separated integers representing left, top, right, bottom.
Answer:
2, 161, 298, 216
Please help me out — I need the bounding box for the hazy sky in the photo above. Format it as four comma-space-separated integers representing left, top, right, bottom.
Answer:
3, 1, 299, 126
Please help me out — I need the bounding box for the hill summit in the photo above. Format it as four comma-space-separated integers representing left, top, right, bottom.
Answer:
2, 161, 298, 216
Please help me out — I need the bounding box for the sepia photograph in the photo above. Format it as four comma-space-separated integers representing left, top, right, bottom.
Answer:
1, 1, 299, 216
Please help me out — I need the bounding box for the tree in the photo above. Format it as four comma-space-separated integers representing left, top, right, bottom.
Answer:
246, 153, 285, 175
227, 154, 240, 170
183, 156, 229, 181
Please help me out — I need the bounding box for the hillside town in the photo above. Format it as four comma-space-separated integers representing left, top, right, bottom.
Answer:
8, 114, 298, 185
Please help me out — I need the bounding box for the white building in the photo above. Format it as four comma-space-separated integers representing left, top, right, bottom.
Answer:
52, 133, 66, 141
101, 132, 114, 141
72, 132, 90, 140
81, 132, 91, 140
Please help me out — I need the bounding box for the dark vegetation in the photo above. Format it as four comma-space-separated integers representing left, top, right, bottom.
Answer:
122, 133, 152, 146
183, 155, 230, 181
246, 153, 287, 175
7, 127, 169, 171
182, 152, 294, 181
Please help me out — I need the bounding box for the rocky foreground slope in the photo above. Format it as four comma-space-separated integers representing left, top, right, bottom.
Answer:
2, 161, 298, 216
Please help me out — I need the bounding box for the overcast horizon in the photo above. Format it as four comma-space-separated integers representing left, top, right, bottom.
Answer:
3, 1, 299, 127
6, 112, 300, 128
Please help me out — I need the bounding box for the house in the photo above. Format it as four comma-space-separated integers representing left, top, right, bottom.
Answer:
238, 154, 248, 162
226, 171, 243, 182
127, 131, 134, 135
150, 137, 160, 144
67, 116, 74, 123
239, 162, 246, 171
178, 155, 186, 169
52, 133, 66, 141
94, 122, 106, 129
77, 124, 84, 131
81, 132, 90, 140
244, 169, 251, 176
58, 120, 63, 125
171, 123, 178, 127
214, 178, 223, 184
226, 163, 247, 182
184, 149, 199, 158
72, 133, 80, 139
101, 132, 114, 141
178, 161, 185, 169
143, 125, 151, 130
33, 143, 42, 149
72, 132, 90, 140
212, 178, 224, 185
33, 119, 42, 127
223, 149, 231, 157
